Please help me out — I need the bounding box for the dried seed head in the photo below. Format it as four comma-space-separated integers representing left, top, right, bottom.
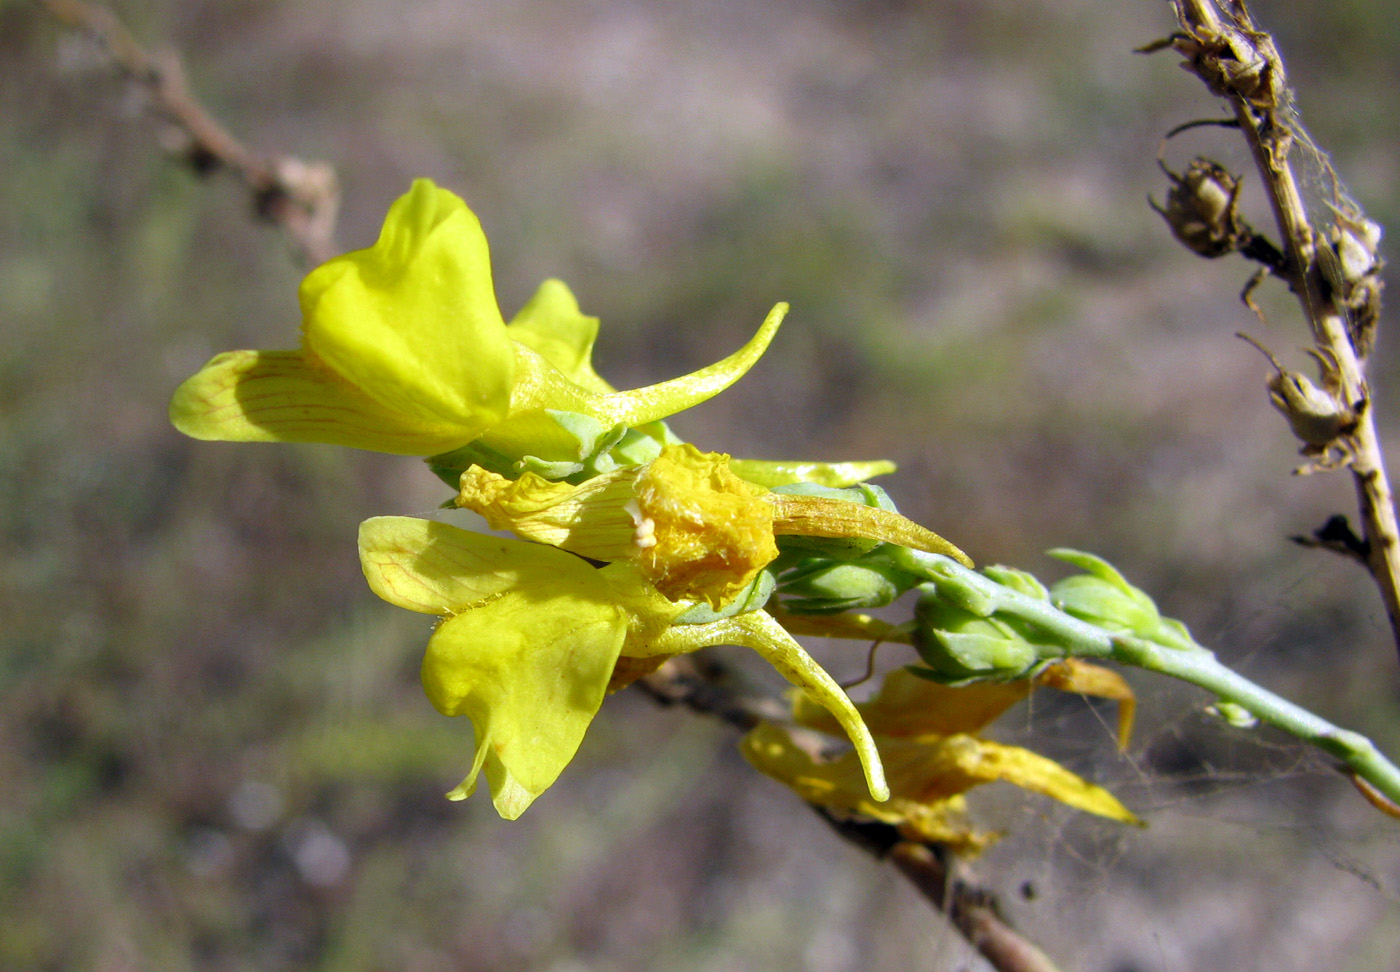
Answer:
1163, 18, 1285, 111
1152, 158, 1247, 258
1236, 332, 1356, 450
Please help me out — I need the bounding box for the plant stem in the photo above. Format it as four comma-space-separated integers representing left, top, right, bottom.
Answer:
38, 0, 340, 266
1164, 0, 1400, 665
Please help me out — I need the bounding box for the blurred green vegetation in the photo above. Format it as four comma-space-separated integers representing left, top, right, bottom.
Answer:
3, 1, 1400, 970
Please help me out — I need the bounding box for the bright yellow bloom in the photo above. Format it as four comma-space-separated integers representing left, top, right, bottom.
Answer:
742, 666, 1139, 854
170, 179, 784, 458
358, 516, 889, 818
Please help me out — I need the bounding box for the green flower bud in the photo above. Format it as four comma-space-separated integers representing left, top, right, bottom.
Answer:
1047, 549, 1198, 652
777, 547, 915, 614
911, 587, 1054, 683
982, 565, 1051, 601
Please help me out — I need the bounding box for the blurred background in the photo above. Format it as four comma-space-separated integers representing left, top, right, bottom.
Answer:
4, 0, 1400, 969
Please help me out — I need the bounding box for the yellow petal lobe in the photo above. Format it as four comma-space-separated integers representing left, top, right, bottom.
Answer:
170, 349, 478, 454
506, 279, 614, 394
421, 586, 627, 819
358, 516, 633, 819
300, 179, 515, 436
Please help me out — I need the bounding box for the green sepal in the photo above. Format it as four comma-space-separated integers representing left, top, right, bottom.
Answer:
608, 420, 683, 467
425, 411, 657, 488
426, 440, 517, 487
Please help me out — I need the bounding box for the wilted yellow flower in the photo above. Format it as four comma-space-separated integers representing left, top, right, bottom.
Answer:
359, 516, 889, 818
742, 667, 1139, 854
457, 444, 779, 608
457, 444, 971, 609
171, 179, 784, 459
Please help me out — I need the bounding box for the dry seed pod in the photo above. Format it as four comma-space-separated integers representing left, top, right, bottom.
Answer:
1236, 332, 1356, 451
1151, 158, 1247, 258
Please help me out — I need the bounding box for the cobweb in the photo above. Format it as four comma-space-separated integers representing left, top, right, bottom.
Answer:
944, 566, 1400, 972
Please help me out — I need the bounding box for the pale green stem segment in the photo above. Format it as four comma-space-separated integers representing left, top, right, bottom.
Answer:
907, 552, 1400, 809
650, 609, 890, 802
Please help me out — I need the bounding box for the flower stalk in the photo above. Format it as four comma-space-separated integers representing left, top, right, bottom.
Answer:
904, 550, 1400, 809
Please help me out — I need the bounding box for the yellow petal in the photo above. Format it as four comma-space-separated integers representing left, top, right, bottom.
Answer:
936, 736, 1141, 826
743, 723, 1139, 843
358, 515, 617, 615
794, 667, 1032, 739
422, 583, 628, 819
358, 515, 632, 819
729, 459, 897, 489
1033, 659, 1136, 750
170, 349, 476, 454
506, 279, 614, 394
299, 179, 515, 436
740, 723, 996, 854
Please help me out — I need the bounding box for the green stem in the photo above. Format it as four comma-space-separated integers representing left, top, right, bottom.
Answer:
907, 552, 1400, 809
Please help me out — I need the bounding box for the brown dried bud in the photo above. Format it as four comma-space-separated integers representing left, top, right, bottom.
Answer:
1192, 25, 1284, 110
1152, 158, 1247, 258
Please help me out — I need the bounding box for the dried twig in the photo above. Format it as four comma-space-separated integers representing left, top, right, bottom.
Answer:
38, 0, 340, 266
1149, 0, 1400, 665
637, 658, 1065, 972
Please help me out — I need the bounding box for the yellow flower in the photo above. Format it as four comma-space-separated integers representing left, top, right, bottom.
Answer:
171, 179, 784, 458
358, 516, 890, 818
457, 443, 971, 609
742, 666, 1139, 854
